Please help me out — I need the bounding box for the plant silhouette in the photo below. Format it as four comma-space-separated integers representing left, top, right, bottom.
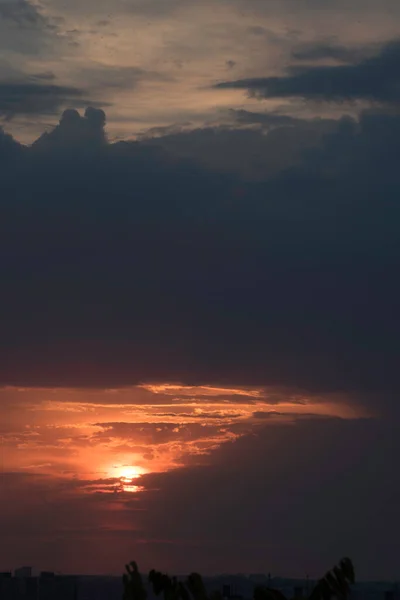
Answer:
309, 558, 355, 600
148, 569, 222, 600
123, 558, 354, 600
123, 562, 147, 600
254, 558, 355, 600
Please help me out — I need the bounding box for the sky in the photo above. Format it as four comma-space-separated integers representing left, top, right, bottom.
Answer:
1, 0, 400, 582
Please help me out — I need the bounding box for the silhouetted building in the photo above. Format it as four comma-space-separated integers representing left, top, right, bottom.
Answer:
0, 573, 16, 600
14, 569, 32, 580
249, 576, 266, 585
24, 578, 38, 600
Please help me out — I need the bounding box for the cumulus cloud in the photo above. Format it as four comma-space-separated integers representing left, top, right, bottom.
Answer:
1, 104, 400, 418
33, 105, 107, 145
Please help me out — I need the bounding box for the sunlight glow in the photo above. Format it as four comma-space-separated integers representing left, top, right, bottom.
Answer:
105, 464, 147, 493
140, 384, 263, 397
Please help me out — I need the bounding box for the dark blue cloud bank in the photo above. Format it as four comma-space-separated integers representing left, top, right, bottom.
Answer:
215, 38, 400, 104
1, 63, 400, 417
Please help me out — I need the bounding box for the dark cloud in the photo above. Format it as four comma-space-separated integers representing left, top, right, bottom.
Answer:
0, 124, 23, 158
247, 26, 269, 36
0, 81, 95, 118
227, 108, 302, 127
141, 119, 335, 179
137, 417, 400, 578
33, 106, 107, 146
214, 38, 400, 104
155, 412, 242, 419
291, 42, 372, 64
32, 70, 57, 81
1, 105, 400, 417
251, 410, 318, 419
92, 422, 242, 446
0, 471, 144, 573
120, 0, 185, 17
0, 0, 59, 53
1, 417, 398, 576
0, 0, 51, 27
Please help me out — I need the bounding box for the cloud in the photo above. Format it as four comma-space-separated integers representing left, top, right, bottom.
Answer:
290, 42, 373, 64
93, 421, 218, 445
74, 64, 172, 93
155, 411, 242, 419
46, 0, 188, 19
32, 105, 107, 144
1, 0, 400, 579
0, 81, 97, 118
0, 0, 51, 27
1, 105, 400, 418
122, 0, 186, 17
141, 119, 336, 179
214, 38, 400, 105
31, 70, 56, 81
0, 470, 146, 573
227, 109, 302, 127
132, 416, 400, 578
0, 123, 23, 158
0, 0, 61, 55
3, 416, 399, 577
251, 410, 319, 420
141, 385, 263, 398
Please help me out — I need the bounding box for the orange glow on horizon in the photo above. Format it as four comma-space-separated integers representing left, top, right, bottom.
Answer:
0, 383, 370, 498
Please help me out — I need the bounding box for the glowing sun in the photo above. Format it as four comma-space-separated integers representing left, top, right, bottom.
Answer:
117, 465, 146, 482
111, 464, 147, 493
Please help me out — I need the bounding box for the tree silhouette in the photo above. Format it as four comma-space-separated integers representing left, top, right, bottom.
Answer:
253, 587, 287, 600
148, 569, 188, 600
124, 558, 355, 600
123, 562, 147, 600
309, 558, 355, 600
148, 569, 222, 600
254, 558, 355, 600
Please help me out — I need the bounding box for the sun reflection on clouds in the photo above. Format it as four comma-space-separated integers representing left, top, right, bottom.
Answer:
107, 464, 147, 493
111, 464, 147, 480
139, 384, 263, 397
0, 383, 368, 498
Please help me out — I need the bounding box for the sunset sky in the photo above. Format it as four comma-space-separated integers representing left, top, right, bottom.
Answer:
1, 0, 400, 581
